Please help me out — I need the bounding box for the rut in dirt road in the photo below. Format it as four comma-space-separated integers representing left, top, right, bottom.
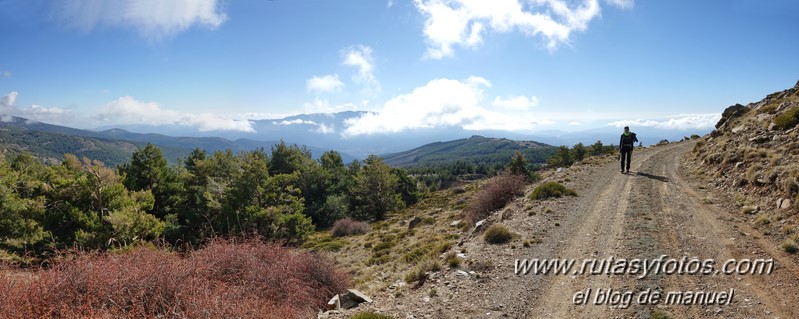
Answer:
513, 141, 799, 319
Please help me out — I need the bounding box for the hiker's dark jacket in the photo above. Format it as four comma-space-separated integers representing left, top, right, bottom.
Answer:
619, 132, 638, 151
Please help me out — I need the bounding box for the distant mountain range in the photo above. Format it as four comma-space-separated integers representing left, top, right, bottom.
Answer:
1, 110, 713, 167
95, 111, 714, 158
0, 116, 356, 166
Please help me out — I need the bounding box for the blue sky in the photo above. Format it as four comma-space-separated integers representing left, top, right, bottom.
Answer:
1, 0, 797, 135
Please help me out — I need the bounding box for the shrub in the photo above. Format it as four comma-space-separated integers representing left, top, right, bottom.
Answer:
754, 213, 770, 226
352, 312, 394, 319
0, 239, 349, 319
782, 239, 798, 254
774, 106, 799, 130
331, 218, 371, 237
404, 258, 441, 284
529, 182, 577, 200
484, 224, 513, 244
445, 252, 462, 268
466, 173, 527, 224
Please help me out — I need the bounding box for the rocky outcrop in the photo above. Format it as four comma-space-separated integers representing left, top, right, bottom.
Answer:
715, 103, 749, 129
692, 80, 799, 215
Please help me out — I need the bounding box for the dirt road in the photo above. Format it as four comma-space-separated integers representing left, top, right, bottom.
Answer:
500, 140, 799, 318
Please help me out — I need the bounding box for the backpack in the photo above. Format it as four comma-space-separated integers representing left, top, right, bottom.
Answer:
621, 133, 636, 147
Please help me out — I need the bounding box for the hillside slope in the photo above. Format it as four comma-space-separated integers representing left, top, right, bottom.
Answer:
382, 135, 556, 167
688, 80, 799, 231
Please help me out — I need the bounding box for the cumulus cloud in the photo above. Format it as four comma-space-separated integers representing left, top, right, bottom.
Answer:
342, 45, 381, 95
342, 77, 545, 136
96, 96, 254, 132
607, 113, 721, 130
0, 91, 75, 124
306, 74, 344, 93
413, 0, 603, 58
0, 91, 18, 114
492, 95, 539, 111
54, 0, 227, 41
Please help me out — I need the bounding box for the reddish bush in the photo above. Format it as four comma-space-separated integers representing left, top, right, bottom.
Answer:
466, 173, 527, 224
0, 239, 349, 319
331, 218, 371, 237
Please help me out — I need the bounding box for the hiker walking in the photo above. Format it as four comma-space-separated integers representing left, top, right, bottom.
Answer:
619, 126, 638, 173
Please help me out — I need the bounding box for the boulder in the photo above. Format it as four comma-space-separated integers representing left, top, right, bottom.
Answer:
748, 135, 770, 144
326, 294, 340, 310
779, 198, 792, 210
768, 122, 778, 131
474, 219, 488, 233
715, 103, 749, 129
450, 219, 462, 227
408, 216, 423, 229
339, 289, 372, 309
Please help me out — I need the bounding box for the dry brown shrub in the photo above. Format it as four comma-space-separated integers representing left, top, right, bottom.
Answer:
0, 239, 349, 319
331, 218, 371, 237
466, 173, 527, 225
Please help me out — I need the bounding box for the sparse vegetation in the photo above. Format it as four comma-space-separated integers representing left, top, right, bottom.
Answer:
404, 258, 441, 284
484, 224, 513, 244
530, 181, 577, 200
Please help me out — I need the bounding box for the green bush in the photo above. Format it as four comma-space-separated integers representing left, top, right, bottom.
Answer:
775, 106, 799, 130
484, 224, 513, 244
529, 181, 577, 200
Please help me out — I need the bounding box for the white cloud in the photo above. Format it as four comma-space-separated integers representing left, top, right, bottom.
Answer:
3, 71, 11, 78
271, 114, 337, 134
607, 113, 721, 130
342, 77, 545, 136
342, 45, 381, 95
314, 123, 336, 134
0, 91, 75, 125
1, 91, 18, 114
274, 119, 317, 126
414, 0, 603, 59
96, 96, 254, 132
605, 0, 634, 9
26, 104, 71, 124
54, 0, 227, 41
306, 74, 344, 93
568, 121, 582, 126
492, 95, 539, 110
